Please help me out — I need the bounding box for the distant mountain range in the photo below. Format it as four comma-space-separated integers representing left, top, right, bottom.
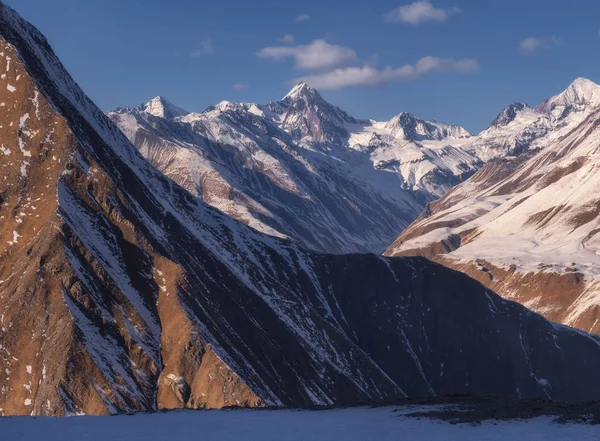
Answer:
5, 0, 600, 417
108, 82, 477, 254
109, 75, 600, 255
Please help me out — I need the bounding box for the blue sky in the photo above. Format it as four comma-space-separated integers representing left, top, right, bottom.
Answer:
5, 0, 600, 132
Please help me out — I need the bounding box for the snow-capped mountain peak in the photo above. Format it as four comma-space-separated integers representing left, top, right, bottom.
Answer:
536, 77, 600, 116
565, 77, 600, 102
143, 96, 189, 119
461, 78, 600, 163
278, 81, 349, 121
384, 111, 472, 141
490, 102, 531, 127
213, 100, 239, 112
266, 82, 358, 145
384, 112, 426, 140
282, 81, 317, 101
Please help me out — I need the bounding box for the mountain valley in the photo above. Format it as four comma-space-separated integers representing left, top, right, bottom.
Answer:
3, 0, 600, 422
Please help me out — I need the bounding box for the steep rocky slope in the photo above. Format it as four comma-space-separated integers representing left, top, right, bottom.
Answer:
386, 101, 600, 335
4, 1, 600, 418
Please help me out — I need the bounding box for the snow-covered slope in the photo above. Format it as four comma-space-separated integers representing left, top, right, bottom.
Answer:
108, 84, 480, 253
386, 102, 600, 335
2, 406, 599, 440
5, 0, 600, 417
343, 112, 478, 197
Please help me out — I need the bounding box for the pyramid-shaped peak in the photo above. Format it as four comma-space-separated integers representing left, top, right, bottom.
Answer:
391, 111, 417, 121
282, 81, 320, 101
144, 96, 189, 119
537, 77, 600, 114
569, 77, 598, 91
384, 112, 420, 130
563, 77, 600, 101
213, 100, 239, 112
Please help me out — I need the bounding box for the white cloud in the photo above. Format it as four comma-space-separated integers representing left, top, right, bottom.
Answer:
232, 83, 250, 90
257, 40, 357, 70
383, 1, 459, 24
190, 39, 214, 58
278, 34, 296, 44
518, 36, 564, 54
293, 56, 479, 90
295, 14, 310, 22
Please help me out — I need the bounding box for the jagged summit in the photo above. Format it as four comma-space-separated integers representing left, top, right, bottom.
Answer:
385, 111, 472, 141
109, 75, 600, 229
278, 82, 345, 119
462, 77, 600, 162
143, 96, 189, 119
282, 81, 318, 101
384, 112, 424, 138
490, 102, 531, 128
270, 82, 359, 144
213, 100, 238, 112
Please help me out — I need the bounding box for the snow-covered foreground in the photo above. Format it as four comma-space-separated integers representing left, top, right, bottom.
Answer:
1, 407, 598, 441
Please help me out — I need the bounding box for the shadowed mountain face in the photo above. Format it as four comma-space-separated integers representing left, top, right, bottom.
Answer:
3, 1, 600, 418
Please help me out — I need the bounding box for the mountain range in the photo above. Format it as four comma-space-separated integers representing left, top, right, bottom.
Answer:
108, 74, 600, 256
3, 0, 600, 419
108, 88, 423, 254
107, 82, 478, 254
